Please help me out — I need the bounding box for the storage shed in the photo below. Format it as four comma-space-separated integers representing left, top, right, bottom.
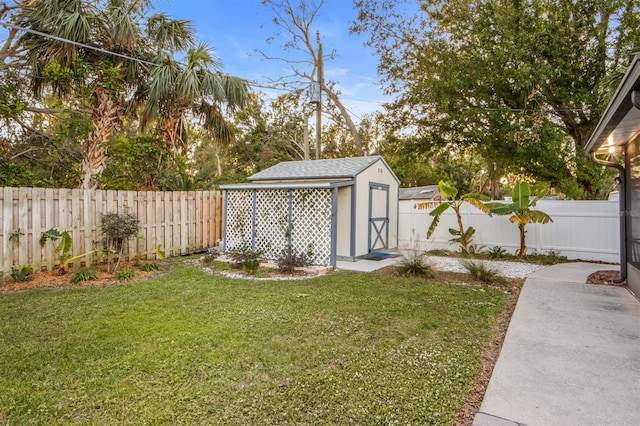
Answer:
220, 156, 400, 267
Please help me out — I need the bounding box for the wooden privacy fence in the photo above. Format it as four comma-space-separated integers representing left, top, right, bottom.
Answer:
1, 187, 223, 275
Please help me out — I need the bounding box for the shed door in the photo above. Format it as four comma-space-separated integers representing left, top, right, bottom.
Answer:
369, 183, 389, 252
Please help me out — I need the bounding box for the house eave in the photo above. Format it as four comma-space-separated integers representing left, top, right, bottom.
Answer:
585, 53, 640, 154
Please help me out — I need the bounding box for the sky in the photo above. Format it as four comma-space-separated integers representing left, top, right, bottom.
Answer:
155, 0, 389, 119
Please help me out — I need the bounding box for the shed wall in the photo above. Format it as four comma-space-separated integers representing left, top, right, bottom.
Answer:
336, 186, 352, 258
353, 159, 399, 257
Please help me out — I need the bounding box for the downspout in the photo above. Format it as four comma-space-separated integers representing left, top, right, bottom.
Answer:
589, 151, 626, 283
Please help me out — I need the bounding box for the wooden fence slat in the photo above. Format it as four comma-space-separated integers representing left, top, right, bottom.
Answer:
0, 188, 223, 274
44, 188, 55, 271
2, 187, 14, 275
31, 189, 42, 271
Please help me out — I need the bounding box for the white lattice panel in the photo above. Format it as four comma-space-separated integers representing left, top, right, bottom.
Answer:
290, 189, 332, 265
225, 191, 253, 251
254, 190, 290, 259
224, 188, 332, 265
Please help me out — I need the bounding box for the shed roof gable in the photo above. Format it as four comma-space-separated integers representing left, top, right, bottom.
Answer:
248, 156, 395, 182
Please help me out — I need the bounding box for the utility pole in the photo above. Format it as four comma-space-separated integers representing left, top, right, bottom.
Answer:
303, 113, 310, 160
315, 31, 323, 160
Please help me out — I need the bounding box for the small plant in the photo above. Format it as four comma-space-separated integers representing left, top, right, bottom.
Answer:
487, 246, 508, 259
39, 228, 95, 274
138, 262, 163, 272
486, 182, 552, 257
116, 268, 136, 281
8, 229, 24, 242
155, 244, 166, 261
423, 180, 491, 255
467, 244, 486, 256
229, 245, 262, 274
527, 249, 568, 265
396, 252, 435, 278
70, 268, 99, 284
10, 265, 33, 282
277, 247, 311, 273
202, 248, 221, 266
461, 260, 507, 285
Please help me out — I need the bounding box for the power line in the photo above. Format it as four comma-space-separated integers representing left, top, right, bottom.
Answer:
2, 23, 158, 67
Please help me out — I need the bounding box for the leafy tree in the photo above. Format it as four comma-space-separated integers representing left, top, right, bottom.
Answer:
352, 0, 640, 198
424, 180, 491, 255
487, 182, 553, 256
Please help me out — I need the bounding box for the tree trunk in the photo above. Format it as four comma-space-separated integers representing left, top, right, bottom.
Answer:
518, 222, 527, 257
323, 87, 364, 156
81, 88, 119, 190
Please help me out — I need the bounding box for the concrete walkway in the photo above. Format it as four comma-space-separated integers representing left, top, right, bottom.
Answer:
474, 263, 640, 426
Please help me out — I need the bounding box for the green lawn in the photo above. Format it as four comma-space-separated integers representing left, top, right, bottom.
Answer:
0, 260, 508, 425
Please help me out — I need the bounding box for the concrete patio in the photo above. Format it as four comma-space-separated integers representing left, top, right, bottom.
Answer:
474, 263, 640, 426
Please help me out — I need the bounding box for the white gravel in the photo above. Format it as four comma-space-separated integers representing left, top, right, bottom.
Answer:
425, 255, 544, 279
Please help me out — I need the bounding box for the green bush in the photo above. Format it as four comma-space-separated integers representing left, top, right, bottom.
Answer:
116, 268, 136, 281
201, 248, 221, 266
70, 268, 99, 284
487, 246, 508, 259
397, 253, 435, 278
138, 262, 163, 272
461, 260, 507, 285
229, 246, 262, 274
10, 265, 33, 282
277, 247, 311, 273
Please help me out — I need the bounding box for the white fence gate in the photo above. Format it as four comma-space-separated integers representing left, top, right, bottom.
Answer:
398, 200, 620, 263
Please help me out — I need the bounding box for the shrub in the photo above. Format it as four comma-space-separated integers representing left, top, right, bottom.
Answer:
138, 262, 163, 272
11, 265, 33, 282
277, 247, 311, 273
397, 252, 435, 278
202, 248, 221, 266
70, 268, 98, 284
487, 246, 508, 259
100, 211, 140, 273
116, 268, 136, 281
461, 260, 507, 285
229, 246, 262, 274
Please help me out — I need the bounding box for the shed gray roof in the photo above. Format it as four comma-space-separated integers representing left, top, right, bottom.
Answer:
248, 156, 392, 181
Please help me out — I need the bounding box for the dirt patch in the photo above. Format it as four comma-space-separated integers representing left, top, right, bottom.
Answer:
0, 261, 169, 293
587, 270, 626, 286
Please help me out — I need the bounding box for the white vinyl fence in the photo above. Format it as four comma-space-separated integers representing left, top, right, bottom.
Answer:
399, 199, 620, 263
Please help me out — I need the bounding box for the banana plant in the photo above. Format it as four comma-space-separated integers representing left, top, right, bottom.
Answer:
486, 182, 552, 256
39, 228, 96, 273
423, 180, 491, 255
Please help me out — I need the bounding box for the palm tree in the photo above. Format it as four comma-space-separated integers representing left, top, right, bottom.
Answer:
16, 0, 147, 189
13, 1, 247, 188
139, 43, 249, 155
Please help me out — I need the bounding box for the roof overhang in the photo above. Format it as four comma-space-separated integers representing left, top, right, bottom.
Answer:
585, 53, 640, 155
220, 180, 355, 191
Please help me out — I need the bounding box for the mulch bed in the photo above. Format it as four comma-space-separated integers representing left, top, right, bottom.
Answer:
586, 270, 626, 286
0, 261, 169, 293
